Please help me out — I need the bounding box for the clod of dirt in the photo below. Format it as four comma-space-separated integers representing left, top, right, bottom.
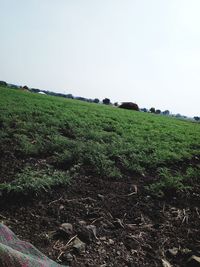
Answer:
97, 194, 105, 201
187, 255, 200, 267
86, 225, 97, 239
63, 252, 73, 262
108, 238, 114, 245
78, 220, 87, 226
59, 223, 73, 236
77, 224, 97, 244
72, 237, 86, 254
167, 247, 179, 257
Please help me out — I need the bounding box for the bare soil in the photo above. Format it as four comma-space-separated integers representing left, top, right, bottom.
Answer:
0, 173, 200, 267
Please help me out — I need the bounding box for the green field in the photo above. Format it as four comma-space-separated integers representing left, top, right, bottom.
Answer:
0, 86, 200, 194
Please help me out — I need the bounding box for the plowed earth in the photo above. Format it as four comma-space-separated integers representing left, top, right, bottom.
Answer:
0, 173, 200, 267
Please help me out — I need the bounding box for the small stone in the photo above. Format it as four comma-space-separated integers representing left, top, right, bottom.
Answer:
167, 247, 178, 257
78, 220, 87, 226
117, 251, 121, 256
63, 252, 73, 262
86, 225, 97, 239
187, 255, 200, 267
97, 194, 105, 201
77, 224, 97, 243
72, 237, 86, 254
162, 259, 172, 267
59, 223, 73, 236
108, 239, 114, 245
59, 205, 65, 210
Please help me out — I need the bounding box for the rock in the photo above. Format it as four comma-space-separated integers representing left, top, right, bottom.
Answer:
59, 205, 65, 211
72, 237, 86, 254
162, 259, 172, 267
78, 220, 87, 226
59, 223, 73, 236
108, 239, 114, 245
167, 247, 178, 257
86, 225, 97, 239
187, 255, 200, 267
97, 194, 105, 201
40, 233, 51, 246
77, 224, 97, 243
116, 251, 121, 256
63, 252, 73, 262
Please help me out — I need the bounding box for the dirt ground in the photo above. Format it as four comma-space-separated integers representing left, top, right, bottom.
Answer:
0, 174, 200, 267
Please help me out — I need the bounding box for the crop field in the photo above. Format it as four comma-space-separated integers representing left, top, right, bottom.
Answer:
0, 86, 200, 195
1, 86, 200, 266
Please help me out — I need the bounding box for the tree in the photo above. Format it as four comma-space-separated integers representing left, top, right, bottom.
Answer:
66, 94, 74, 99
0, 81, 7, 87
119, 102, 139, 111
194, 116, 200, 121
93, 98, 100, 103
22, 85, 29, 90
150, 107, 155, 113
163, 110, 170, 115
140, 108, 148, 112
103, 98, 110, 105
155, 109, 161, 114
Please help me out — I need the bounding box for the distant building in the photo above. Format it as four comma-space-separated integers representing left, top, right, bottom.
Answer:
38, 91, 46, 95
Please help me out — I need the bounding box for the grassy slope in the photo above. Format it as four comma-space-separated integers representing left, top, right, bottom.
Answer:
0, 86, 200, 193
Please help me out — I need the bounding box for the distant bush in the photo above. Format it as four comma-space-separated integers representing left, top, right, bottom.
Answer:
103, 98, 110, 105
66, 94, 74, 99
194, 116, 200, 121
155, 109, 161, 114
140, 108, 148, 112
93, 98, 100, 103
163, 110, 170, 115
119, 102, 139, 111
0, 81, 7, 87
150, 107, 155, 113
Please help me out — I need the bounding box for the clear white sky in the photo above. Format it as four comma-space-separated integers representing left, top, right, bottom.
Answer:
0, 0, 200, 116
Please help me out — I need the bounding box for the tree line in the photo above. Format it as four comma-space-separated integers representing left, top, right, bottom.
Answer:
0, 80, 199, 121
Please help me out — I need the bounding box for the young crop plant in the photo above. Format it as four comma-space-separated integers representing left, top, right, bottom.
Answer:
0, 165, 70, 194
0, 86, 200, 195
147, 168, 188, 195
147, 165, 200, 196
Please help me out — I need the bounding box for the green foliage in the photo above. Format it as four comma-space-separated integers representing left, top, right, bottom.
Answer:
147, 168, 188, 194
0, 165, 70, 194
147, 166, 200, 195
0, 87, 200, 194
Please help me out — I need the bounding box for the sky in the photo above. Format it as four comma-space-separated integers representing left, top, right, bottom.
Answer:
0, 0, 200, 117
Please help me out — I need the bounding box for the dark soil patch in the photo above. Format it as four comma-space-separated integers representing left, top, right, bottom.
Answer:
0, 174, 200, 267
